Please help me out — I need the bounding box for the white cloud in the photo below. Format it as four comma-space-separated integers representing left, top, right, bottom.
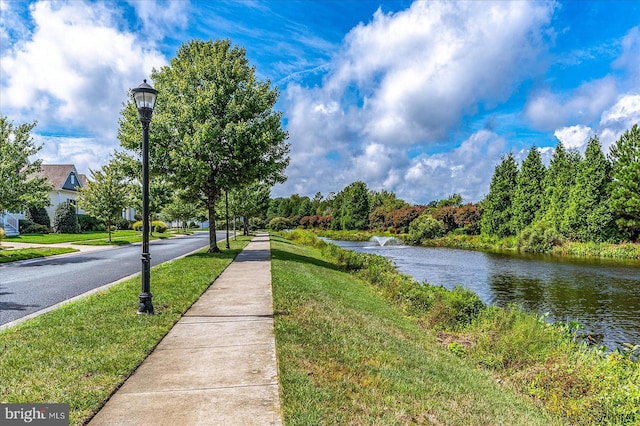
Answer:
554, 125, 594, 150
598, 94, 640, 150
276, 1, 555, 202
124, 0, 189, 41
0, 0, 168, 175
525, 77, 618, 130
400, 130, 506, 203
613, 26, 640, 87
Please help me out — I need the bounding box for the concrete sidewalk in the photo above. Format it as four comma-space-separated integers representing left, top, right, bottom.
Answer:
89, 233, 283, 426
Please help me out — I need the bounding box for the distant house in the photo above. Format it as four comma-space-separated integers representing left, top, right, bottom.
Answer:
33, 164, 88, 221
1, 164, 87, 235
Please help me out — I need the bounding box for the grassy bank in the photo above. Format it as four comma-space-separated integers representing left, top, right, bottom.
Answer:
0, 247, 78, 263
0, 236, 251, 425
277, 230, 640, 424
271, 234, 560, 425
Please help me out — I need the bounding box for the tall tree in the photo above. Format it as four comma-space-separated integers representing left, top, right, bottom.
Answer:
225, 182, 270, 235
542, 141, 580, 231
118, 39, 289, 252
333, 181, 370, 230
0, 117, 51, 213
512, 146, 546, 233
480, 153, 518, 238
161, 191, 206, 232
562, 136, 617, 242
78, 164, 129, 242
609, 124, 640, 240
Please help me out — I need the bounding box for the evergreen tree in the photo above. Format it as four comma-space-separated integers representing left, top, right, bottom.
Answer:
562, 136, 617, 242
512, 146, 545, 233
480, 153, 518, 238
26, 207, 51, 228
53, 202, 79, 234
542, 142, 579, 231
609, 124, 640, 240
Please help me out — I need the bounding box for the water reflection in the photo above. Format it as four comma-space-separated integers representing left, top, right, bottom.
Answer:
328, 239, 640, 349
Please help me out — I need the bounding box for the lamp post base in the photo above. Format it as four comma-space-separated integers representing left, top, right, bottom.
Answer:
137, 292, 154, 315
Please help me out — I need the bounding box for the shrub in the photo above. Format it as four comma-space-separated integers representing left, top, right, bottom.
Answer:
19, 219, 35, 233
132, 221, 143, 231
0, 226, 5, 242
77, 214, 103, 232
517, 220, 564, 253
116, 218, 132, 230
152, 221, 168, 233
268, 217, 290, 231
22, 223, 50, 234
189, 221, 198, 229
53, 203, 79, 233
26, 207, 50, 227
407, 214, 445, 244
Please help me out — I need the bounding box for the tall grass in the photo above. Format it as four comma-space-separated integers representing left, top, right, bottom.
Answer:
283, 229, 640, 424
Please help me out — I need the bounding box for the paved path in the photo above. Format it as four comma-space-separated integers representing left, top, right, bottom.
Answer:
89, 233, 283, 426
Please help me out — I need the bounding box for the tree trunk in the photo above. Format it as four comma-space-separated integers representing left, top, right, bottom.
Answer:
207, 190, 220, 253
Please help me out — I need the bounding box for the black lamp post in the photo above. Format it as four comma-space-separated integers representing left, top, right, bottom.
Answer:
132, 79, 158, 315
225, 191, 230, 249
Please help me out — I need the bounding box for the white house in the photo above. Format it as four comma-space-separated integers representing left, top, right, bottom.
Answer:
1, 164, 87, 235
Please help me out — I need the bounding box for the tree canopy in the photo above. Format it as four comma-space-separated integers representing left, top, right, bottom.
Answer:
0, 116, 51, 213
118, 39, 289, 251
480, 153, 518, 238
609, 124, 640, 240
78, 164, 129, 242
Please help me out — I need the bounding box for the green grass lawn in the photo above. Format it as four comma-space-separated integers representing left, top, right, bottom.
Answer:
0, 236, 251, 425
0, 247, 78, 263
270, 236, 560, 425
3, 230, 141, 244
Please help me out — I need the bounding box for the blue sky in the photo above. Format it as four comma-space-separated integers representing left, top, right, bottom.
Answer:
1, 0, 639, 204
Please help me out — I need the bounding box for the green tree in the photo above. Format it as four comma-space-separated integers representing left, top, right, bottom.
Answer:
331, 181, 370, 230
161, 192, 206, 232
53, 202, 79, 234
609, 124, 640, 240
512, 146, 546, 233
78, 164, 129, 242
26, 207, 50, 228
369, 190, 408, 212
226, 182, 270, 235
118, 39, 289, 252
480, 153, 518, 238
408, 213, 445, 244
0, 117, 51, 213
562, 136, 617, 242
436, 193, 463, 208
542, 142, 580, 231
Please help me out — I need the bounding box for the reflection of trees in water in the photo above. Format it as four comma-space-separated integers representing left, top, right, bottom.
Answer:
332, 238, 640, 349
486, 262, 640, 347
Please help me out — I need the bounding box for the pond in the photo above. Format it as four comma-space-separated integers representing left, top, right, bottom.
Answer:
329, 238, 640, 350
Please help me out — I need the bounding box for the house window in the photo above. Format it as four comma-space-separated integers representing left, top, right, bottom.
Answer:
71, 174, 76, 185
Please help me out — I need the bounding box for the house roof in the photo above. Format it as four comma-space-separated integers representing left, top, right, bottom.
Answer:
33, 164, 84, 191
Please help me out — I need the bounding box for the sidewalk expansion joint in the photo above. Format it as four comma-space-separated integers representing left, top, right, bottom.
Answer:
118, 383, 279, 396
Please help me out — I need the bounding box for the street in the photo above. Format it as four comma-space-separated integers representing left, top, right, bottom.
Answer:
0, 232, 227, 326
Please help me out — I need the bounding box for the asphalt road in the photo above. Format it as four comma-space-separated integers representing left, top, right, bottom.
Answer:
0, 232, 226, 326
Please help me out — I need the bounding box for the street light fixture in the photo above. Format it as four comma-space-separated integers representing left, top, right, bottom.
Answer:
132, 79, 158, 315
